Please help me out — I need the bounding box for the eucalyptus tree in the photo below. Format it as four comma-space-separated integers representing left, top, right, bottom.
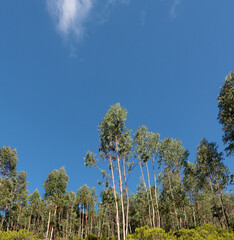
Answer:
159, 138, 189, 229
196, 138, 230, 227
0, 177, 13, 230
28, 189, 42, 233
14, 171, 29, 230
43, 167, 69, 239
76, 184, 97, 238
147, 131, 161, 228
100, 187, 116, 237
0, 146, 18, 188
118, 132, 133, 235
85, 103, 132, 240
134, 126, 154, 227
183, 162, 199, 226
129, 183, 150, 231
217, 72, 234, 156
63, 191, 76, 239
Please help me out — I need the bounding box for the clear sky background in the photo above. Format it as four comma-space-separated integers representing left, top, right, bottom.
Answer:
0, 0, 233, 196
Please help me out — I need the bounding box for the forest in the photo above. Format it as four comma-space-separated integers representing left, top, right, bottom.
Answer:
0, 72, 233, 240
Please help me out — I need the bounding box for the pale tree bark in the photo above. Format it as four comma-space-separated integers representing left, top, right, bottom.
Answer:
215, 177, 229, 227
123, 156, 130, 235
146, 161, 156, 228
109, 153, 121, 240
0, 204, 8, 229
208, 175, 223, 227
139, 157, 153, 227
152, 161, 160, 228
27, 208, 33, 232
49, 204, 57, 240
190, 193, 196, 226
166, 167, 180, 229
46, 200, 52, 239
115, 139, 126, 240
78, 203, 82, 238
85, 204, 88, 238
177, 170, 188, 227
82, 203, 85, 238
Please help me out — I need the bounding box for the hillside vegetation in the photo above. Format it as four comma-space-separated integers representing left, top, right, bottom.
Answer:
0, 73, 233, 239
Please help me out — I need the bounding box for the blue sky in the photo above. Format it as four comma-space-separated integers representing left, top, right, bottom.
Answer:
0, 0, 233, 196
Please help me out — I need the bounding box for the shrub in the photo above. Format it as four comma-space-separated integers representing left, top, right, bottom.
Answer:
86, 234, 100, 240
126, 226, 176, 240
126, 225, 234, 240
0, 229, 40, 240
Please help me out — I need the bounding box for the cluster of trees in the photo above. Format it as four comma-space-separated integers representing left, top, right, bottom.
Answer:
0, 72, 233, 239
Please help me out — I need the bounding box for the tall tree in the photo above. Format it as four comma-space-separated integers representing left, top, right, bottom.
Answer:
159, 138, 188, 229
217, 72, 234, 156
147, 131, 161, 228
134, 126, 154, 228
196, 138, 230, 227
0, 147, 18, 188
85, 103, 131, 240
43, 167, 69, 239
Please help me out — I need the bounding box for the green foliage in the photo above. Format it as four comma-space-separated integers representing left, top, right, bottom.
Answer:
85, 234, 100, 240
98, 102, 128, 153
175, 224, 234, 240
126, 226, 175, 240
126, 225, 234, 240
43, 167, 69, 200
217, 72, 234, 156
0, 229, 40, 240
84, 152, 97, 168
0, 146, 18, 179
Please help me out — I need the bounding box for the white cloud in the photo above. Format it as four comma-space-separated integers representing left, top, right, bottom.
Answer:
46, 0, 94, 39
170, 0, 181, 19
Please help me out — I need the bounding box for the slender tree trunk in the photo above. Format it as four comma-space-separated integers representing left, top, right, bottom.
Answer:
46, 201, 52, 239
115, 139, 126, 240
98, 210, 101, 237
109, 152, 121, 240
16, 204, 22, 230
91, 215, 93, 235
78, 203, 81, 238
166, 167, 180, 229
123, 156, 130, 235
66, 209, 69, 238
208, 175, 222, 227
50, 204, 57, 240
85, 204, 88, 238
195, 197, 201, 225
152, 162, 160, 228
50, 226, 53, 240
139, 157, 152, 227
27, 208, 33, 232
177, 170, 188, 227
0, 204, 8, 229
82, 203, 85, 238
190, 193, 196, 226
215, 178, 229, 227
146, 161, 156, 228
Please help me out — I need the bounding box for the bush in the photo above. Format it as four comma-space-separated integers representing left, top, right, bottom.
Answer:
126, 226, 176, 240
175, 224, 234, 240
0, 229, 40, 240
86, 234, 100, 240
126, 225, 234, 240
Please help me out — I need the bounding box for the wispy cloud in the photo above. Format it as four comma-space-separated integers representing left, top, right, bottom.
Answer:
47, 0, 131, 41
170, 0, 181, 19
46, 0, 94, 40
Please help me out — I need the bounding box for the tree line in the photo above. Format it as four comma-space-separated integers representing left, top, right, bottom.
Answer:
0, 72, 233, 239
